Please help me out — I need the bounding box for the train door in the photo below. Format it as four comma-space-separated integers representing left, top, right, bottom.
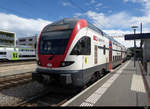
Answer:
109, 41, 112, 70
12, 48, 19, 60
82, 36, 91, 69
103, 45, 108, 70
94, 45, 98, 65
121, 47, 123, 63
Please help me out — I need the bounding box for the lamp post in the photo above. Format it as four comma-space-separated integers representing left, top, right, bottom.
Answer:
131, 26, 138, 67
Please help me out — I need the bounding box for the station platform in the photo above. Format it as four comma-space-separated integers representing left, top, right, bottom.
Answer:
0, 64, 36, 77
62, 60, 150, 106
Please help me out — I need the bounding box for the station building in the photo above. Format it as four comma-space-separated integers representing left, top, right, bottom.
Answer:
16, 35, 38, 49
0, 30, 16, 47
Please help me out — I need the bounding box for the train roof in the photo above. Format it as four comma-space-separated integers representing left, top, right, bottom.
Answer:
45, 18, 125, 48
51, 18, 79, 26
43, 18, 79, 32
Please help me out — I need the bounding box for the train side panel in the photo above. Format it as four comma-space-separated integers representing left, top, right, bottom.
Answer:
81, 28, 110, 84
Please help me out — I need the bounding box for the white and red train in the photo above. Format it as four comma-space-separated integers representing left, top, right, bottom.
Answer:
32, 18, 127, 87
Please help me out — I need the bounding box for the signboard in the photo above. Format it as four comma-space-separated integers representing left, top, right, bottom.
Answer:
125, 33, 150, 40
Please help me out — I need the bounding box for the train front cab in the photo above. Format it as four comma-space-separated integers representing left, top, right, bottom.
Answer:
33, 19, 91, 87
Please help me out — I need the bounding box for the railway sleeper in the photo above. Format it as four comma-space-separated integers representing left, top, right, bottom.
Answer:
0, 78, 32, 90
0, 75, 31, 83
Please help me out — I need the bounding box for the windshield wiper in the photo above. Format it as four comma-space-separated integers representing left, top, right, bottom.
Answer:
48, 55, 55, 60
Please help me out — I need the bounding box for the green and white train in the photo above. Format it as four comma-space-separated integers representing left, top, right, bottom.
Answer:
0, 46, 36, 61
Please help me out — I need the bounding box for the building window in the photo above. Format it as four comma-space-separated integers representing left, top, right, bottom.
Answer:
29, 39, 33, 41
19, 39, 26, 42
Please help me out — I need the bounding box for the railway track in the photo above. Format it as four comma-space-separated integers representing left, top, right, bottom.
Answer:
15, 70, 110, 107
16, 87, 79, 107
0, 60, 36, 67
0, 65, 111, 107
0, 72, 32, 91
0, 72, 79, 107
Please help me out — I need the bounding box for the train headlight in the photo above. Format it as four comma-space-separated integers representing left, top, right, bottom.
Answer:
60, 61, 74, 67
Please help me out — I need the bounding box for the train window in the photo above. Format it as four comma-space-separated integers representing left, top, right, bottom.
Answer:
70, 36, 91, 55
103, 45, 106, 55
19, 55, 36, 57
0, 52, 6, 55
40, 30, 72, 55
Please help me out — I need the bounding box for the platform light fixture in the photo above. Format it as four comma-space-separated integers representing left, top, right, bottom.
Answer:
131, 25, 138, 67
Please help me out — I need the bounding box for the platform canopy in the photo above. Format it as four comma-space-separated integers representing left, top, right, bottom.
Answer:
124, 33, 150, 40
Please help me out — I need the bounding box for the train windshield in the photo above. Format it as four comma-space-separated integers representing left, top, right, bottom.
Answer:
40, 30, 72, 55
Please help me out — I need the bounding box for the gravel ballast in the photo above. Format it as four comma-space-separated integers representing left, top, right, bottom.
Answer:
0, 81, 44, 106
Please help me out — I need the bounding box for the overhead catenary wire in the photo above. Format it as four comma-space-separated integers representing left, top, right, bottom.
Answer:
67, 0, 125, 40
68, 0, 105, 28
69, 0, 87, 13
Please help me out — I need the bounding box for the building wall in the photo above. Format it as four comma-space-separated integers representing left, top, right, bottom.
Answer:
0, 30, 15, 47
17, 36, 38, 48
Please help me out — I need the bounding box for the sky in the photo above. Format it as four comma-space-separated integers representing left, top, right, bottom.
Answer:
0, 0, 150, 48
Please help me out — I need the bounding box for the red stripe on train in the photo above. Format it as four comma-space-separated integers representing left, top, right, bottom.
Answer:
63, 19, 88, 61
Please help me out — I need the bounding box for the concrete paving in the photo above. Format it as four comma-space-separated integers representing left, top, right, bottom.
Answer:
63, 60, 150, 106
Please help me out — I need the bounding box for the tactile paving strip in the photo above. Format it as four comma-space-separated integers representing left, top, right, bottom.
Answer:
131, 74, 146, 93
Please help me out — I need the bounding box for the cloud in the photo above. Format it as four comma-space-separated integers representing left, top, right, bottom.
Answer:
85, 10, 150, 47
108, 10, 112, 13
62, 2, 71, 7
104, 29, 141, 48
74, 13, 83, 17
96, 3, 103, 7
123, 0, 150, 15
124, 0, 138, 3
0, 12, 51, 39
90, 0, 96, 4
86, 11, 131, 29
84, 10, 150, 32
74, 10, 147, 47
73, 0, 150, 48
124, 0, 129, 2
